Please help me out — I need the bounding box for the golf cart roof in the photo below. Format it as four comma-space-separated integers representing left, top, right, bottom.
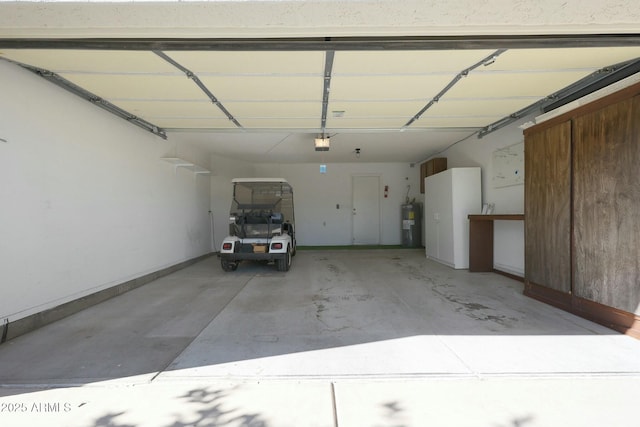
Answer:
232, 178, 288, 184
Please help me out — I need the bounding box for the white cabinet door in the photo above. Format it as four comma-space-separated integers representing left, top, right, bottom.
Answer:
424, 168, 481, 269
424, 170, 453, 264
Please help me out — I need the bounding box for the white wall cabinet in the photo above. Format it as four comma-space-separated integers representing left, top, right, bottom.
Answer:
424, 167, 481, 269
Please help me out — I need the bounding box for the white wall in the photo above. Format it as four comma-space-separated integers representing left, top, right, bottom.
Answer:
0, 61, 211, 323
435, 117, 534, 276
252, 162, 421, 246
210, 154, 256, 250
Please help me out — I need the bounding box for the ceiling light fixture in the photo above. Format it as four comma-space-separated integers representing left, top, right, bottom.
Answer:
315, 137, 330, 151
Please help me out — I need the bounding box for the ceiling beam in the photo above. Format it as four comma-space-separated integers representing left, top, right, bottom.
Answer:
1, 34, 640, 51
403, 49, 507, 129
0, 58, 167, 139
153, 50, 243, 129
477, 57, 640, 138
320, 50, 335, 135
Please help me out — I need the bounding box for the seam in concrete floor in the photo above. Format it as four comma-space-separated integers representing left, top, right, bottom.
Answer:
148, 274, 254, 383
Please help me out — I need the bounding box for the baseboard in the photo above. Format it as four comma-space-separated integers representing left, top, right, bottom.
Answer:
572, 296, 640, 339
426, 255, 467, 270
493, 269, 524, 283
1, 253, 214, 344
524, 280, 573, 312
493, 263, 525, 281
297, 245, 407, 250
524, 281, 640, 339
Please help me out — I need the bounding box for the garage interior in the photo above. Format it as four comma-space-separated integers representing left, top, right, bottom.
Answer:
1, 1, 640, 426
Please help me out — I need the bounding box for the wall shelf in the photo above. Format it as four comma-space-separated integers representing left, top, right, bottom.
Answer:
161, 157, 210, 175
468, 214, 524, 221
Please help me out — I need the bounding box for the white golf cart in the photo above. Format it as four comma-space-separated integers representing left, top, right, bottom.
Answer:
219, 178, 296, 272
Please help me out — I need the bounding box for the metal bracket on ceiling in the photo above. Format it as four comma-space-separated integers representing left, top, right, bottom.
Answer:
403, 49, 508, 129
477, 57, 640, 138
320, 50, 335, 136
153, 50, 243, 129
0, 58, 167, 139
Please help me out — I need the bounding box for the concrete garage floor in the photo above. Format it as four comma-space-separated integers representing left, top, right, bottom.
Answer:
1, 249, 640, 426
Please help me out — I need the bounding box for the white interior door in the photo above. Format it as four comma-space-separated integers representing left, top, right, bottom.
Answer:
352, 175, 381, 245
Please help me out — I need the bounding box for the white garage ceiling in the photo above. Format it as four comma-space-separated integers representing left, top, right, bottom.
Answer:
1, 0, 640, 163
2, 44, 640, 163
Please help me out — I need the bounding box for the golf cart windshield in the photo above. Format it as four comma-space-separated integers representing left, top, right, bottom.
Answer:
229, 179, 294, 239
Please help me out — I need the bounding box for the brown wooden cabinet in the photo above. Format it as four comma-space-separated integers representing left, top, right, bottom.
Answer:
420, 157, 447, 193
572, 95, 640, 314
524, 83, 640, 339
524, 120, 572, 294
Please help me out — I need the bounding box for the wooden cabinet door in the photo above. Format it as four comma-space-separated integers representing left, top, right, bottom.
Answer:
420, 158, 447, 193
430, 158, 447, 176
572, 95, 640, 313
524, 121, 572, 293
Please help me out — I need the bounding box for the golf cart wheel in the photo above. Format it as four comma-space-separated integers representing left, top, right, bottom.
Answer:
221, 259, 238, 272
277, 247, 291, 272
